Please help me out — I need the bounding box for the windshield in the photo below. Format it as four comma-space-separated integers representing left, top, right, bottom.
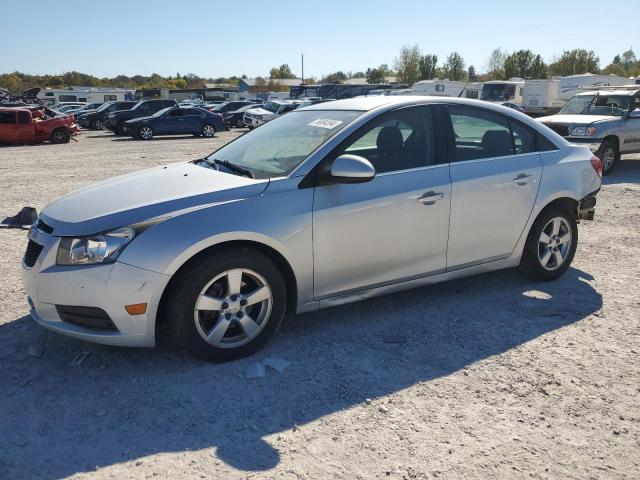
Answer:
205, 110, 361, 179
559, 94, 631, 116
97, 102, 115, 112
481, 84, 516, 102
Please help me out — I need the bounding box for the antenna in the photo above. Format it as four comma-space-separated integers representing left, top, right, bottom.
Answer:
458, 79, 471, 98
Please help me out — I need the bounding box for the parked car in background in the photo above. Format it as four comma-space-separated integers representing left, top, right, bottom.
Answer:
211, 101, 260, 115
105, 99, 178, 134
0, 107, 79, 145
537, 86, 640, 174
121, 106, 226, 140
224, 104, 263, 128
502, 102, 527, 113
77, 101, 137, 130
21, 97, 601, 361
53, 102, 86, 113
242, 100, 303, 128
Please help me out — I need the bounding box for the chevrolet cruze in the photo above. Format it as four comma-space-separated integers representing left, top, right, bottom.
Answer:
22, 97, 602, 361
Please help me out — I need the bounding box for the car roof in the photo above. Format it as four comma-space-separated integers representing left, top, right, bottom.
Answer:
300, 95, 516, 112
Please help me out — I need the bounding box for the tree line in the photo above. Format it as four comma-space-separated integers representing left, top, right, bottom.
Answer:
1, 49, 638, 93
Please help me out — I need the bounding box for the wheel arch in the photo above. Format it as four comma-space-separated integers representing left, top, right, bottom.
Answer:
156, 239, 299, 326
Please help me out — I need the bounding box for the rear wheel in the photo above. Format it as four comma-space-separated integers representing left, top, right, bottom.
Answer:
596, 140, 619, 175
51, 129, 70, 144
201, 124, 215, 137
519, 207, 578, 281
137, 126, 154, 140
166, 247, 287, 362
90, 119, 104, 130
235, 118, 244, 128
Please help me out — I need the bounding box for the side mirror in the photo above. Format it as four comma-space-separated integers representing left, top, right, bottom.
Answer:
328, 154, 376, 184
628, 109, 640, 119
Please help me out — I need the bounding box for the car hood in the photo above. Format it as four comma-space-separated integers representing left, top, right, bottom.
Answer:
246, 107, 273, 116
40, 162, 269, 236
537, 114, 614, 125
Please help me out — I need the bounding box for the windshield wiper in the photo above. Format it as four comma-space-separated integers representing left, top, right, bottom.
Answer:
211, 159, 255, 179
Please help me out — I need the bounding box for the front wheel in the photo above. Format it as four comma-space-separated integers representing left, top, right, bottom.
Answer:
235, 118, 244, 128
518, 207, 578, 281
166, 247, 287, 362
51, 129, 70, 144
596, 140, 619, 175
137, 126, 154, 140
90, 119, 104, 130
201, 124, 215, 138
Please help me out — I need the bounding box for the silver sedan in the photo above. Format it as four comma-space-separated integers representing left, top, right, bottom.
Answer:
22, 97, 602, 361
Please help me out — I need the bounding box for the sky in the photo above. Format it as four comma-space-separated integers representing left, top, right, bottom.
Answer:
1, 0, 638, 79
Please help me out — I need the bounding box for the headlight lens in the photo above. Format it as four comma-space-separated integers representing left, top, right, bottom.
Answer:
57, 227, 135, 265
107, 113, 115, 118
571, 126, 597, 136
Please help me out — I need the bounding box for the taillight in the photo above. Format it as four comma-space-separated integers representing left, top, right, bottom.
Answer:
591, 155, 602, 177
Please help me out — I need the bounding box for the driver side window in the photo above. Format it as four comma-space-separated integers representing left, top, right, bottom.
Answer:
338, 107, 436, 174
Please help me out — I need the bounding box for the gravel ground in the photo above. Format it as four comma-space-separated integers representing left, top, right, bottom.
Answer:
0, 131, 639, 480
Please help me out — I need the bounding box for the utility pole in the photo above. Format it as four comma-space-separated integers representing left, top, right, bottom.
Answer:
301, 53, 305, 85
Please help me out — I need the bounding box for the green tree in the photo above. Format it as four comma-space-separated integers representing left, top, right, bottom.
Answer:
419, 54, 438, 80
444, 52, 466, 81
602, 63, 626, 76
621, 49, 637, 73
394, 44, 422, 86
612, 54, 621, 64
321, 71, 348, 83
269, 64, 296, 79
503, 50, 548, 79
366, 67, 386, 84
487, 48, 507, 80
467, 65, 477, 81
549, 49, 600, 76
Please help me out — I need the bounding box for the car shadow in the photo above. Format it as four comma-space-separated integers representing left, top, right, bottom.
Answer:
0, 267, 602, 479
603, 158, 640, 184
109, 136, 217, 142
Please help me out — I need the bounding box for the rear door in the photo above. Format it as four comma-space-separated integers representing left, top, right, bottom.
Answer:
16, 111, 34, 142
183, 108, 205, 133
445, 105, 543, 270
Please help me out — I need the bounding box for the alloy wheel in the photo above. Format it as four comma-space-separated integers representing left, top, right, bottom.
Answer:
601, 147, 615, 172
202, 125, 215, 137
139, 127, 153, 140
94, 120, 103, 130
193, 268, 273, 349
538, 217, 572, 271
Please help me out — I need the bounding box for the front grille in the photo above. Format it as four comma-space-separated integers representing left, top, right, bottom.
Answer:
543, 123, 569, 137
34, 218, 53, 234
56, 305, 118, 331
24, 240, 44, 267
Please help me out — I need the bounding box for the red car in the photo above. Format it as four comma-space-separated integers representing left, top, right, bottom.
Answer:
0, 107, 79, 145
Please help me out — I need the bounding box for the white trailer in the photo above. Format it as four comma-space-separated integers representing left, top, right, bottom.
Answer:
38, 88, 134, 107
559, 73, 629, 101
412, 79, 483, 99
522, 78, 563, 115
480, 78, 525, 104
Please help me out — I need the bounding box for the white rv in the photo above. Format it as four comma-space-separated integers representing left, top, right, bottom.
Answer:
522, 78, 563, 115
480, 78, 525, 104
38, 88, 134, 107
559, 73, 629, 101
412, 79, 483, 99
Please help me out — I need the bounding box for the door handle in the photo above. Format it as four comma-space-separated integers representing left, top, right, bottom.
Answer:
417, 191, 444, 205
513, 173, 533, 185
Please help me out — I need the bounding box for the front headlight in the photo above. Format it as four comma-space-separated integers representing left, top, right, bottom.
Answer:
57, 227, 135, 265
571, 126, 597, 136
107, 113, 115, 119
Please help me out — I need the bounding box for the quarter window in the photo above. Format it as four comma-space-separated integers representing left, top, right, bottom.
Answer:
0, 111, 16, 124
510, 120, 536, 154
449, 106, 512, 161
340, 107, 436, 173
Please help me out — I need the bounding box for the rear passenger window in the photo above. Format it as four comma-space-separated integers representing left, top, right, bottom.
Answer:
510, 120, 536, 154
448, 106, 512, 161
0, 112, 16, 124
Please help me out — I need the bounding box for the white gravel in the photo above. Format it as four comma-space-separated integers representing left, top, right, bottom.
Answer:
1, 131, 639, 479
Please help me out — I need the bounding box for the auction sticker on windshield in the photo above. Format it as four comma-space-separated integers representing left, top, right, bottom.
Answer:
308, 118, 344, 129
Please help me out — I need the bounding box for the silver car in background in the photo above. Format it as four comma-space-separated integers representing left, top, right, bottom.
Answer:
22, 97, 602, 361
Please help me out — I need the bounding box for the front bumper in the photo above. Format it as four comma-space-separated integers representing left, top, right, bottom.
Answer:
568, 137, 604, 153
21, 228, 169, 347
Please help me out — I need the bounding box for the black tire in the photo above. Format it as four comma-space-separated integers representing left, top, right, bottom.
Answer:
137, 126, 154, 140
166, 247, 287, 362
518, 207, 578, 281
90, 119, 104, 130
51, 128, 70, 144
596, 140, 619, 175
235, 118, 244, 128
201, 124, 216, 138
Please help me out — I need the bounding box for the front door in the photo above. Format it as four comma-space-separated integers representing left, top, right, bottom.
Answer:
445, 105, 543, 269
313, 106, 451, 299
